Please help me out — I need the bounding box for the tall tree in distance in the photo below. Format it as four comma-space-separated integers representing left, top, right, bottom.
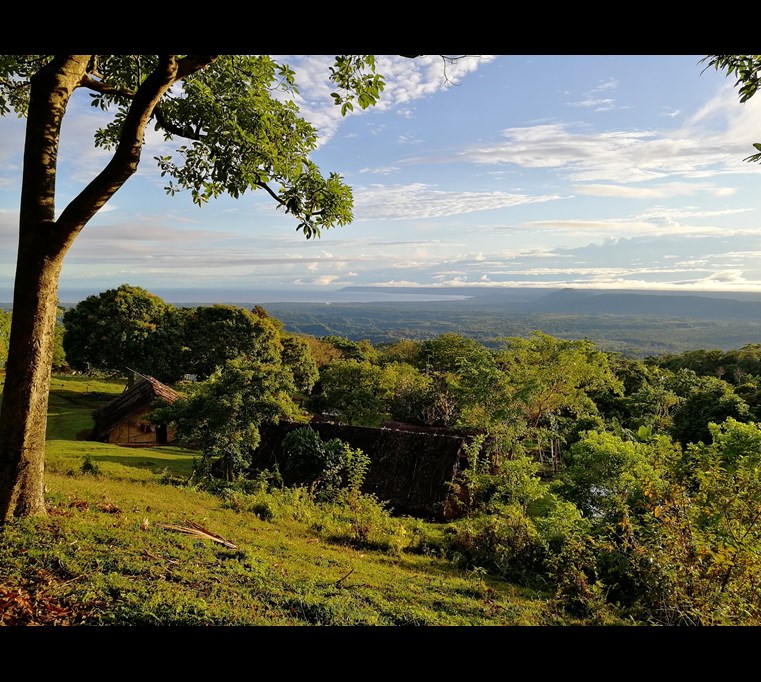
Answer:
0, 54, 389, 521
62, 284, 173, 378
182, 304, 283, 380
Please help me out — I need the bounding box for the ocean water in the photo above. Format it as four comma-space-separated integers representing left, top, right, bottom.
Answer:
0, 287, 470, 308
160, 290, 471, 306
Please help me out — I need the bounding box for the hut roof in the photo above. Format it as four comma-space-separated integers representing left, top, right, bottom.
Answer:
252, 420, 480, 520
91, 375, 181, 439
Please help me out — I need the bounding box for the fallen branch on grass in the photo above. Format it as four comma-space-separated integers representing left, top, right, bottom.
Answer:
336, 568, 355, 587
156, 520, 238, 550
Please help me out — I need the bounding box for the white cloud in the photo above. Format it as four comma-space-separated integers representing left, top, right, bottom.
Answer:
313, 274, 341, 286
354, 183, 564, 220
520, 214, 744, 238
359, 166, 400, 175
275, 55, 497, 146
570, 98, 616, 109
591, 78, 618, 93
416, 89, 761, 185
574, 182, 739, 199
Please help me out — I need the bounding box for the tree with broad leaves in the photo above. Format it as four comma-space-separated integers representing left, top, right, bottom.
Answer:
152, 356, 300, 482
0, 54, 394, 521
62, 284, 175, 379
182, 304, 283, 381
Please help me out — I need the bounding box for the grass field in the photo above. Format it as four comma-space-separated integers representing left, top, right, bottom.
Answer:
0, 372, 600, 627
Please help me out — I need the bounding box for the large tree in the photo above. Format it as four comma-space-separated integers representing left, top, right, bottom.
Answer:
62, 284, 175, 378
153, 355, 300, 482
183, 304, 282, 380
0, 54, 390, 520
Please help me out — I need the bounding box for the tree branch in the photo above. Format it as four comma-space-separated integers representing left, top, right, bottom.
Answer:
253, 180, 286, 206
78, 55, 220, 140
56, 56, 216, 244
79, 73, 136, 98
152, 105, 203, 140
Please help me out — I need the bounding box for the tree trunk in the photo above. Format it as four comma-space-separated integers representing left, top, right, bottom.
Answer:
0, 243, 65, 519
0, 56, 89, 521
0, 56, 215, 521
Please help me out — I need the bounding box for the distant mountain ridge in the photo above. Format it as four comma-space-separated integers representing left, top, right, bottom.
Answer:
339, 286, 761, 320
524, 288, 761, 320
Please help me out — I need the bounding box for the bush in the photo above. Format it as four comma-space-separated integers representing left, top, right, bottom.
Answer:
311, 492, 416, 555
447, 504, 548, 586
280, 427, 370, 501
80, 455, 101, 477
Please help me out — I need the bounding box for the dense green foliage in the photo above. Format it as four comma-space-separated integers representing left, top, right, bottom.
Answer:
10, 280, 761, 624
63, 285, 174, 378
280, 335, 320, 394
277, 426, 371, 501
291, 329, 761, 622
182, 304, 283, 380
61, 287, 320, 389
654, 345, 761, 386
151, 357, 301, 481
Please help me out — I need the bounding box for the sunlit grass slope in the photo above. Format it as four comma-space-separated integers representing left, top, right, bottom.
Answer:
0, 372, 592, 626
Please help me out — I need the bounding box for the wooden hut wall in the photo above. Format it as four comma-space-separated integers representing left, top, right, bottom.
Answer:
103, 410, 177, 447
91, 375, 180, 447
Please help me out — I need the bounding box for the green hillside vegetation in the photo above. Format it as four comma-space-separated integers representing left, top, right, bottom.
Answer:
3, 287, 761, 625
0, 371, 586, 626
262, 299, 761, 358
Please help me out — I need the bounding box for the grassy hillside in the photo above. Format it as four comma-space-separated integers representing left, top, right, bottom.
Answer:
0, 372, 605, 627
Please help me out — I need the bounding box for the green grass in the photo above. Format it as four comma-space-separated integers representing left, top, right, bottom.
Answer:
0, 373, 618, 626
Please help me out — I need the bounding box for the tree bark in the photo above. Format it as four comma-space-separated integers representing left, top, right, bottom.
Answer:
0, 55, 213, 521
0, 238, 66, 519
0, 56, 89, 521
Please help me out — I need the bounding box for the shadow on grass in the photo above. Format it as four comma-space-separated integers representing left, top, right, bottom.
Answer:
47, 438, 198, 479
47, 389, 119, 409
92, 449, 197, 476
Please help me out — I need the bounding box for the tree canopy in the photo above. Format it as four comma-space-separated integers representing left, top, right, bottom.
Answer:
62, 284, 173, 377
182, 304, 283, 380
152, 356, 300, 481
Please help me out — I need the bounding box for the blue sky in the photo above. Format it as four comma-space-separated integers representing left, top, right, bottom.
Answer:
3, 54, 761, 302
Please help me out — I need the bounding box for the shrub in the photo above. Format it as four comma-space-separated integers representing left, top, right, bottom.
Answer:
311, 492, 415, 554
447, 504, 548, 585
80, 455, 101, 477
280, 427, 370, 501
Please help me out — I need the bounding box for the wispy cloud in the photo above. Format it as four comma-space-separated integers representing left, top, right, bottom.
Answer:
275, 55, 498, 145
570, 98, 617, 111
354, 183, 564, 220
574, 182, 739, 198
409, 89, 761, 185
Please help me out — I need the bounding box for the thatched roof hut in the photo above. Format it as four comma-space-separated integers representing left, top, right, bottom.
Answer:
91, 375, 181, 447
251, 419, 481, 520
